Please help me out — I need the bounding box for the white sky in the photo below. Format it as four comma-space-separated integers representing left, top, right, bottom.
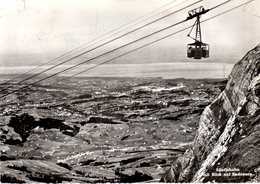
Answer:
0, 0, 260, 67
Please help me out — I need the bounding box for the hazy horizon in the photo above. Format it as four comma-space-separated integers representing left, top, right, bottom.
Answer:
0, 62, 234, 79
0, 0, 259, 78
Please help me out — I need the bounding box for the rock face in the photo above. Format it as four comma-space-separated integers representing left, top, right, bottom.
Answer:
161, 44, 260, 182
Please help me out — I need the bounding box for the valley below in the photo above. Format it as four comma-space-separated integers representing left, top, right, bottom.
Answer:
0, 76, 227, 182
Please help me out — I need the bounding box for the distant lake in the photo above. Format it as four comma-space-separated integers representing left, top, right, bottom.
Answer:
0, 62, 233, 79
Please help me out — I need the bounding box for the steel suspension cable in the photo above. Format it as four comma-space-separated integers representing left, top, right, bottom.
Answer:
0, 0, 252, 99
0, 0, 203, 93
0, 0, 179, 87
0, 0, 193, 88
62, 0, 255, 82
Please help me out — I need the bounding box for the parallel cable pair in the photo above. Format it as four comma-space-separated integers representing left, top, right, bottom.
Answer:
0, 0, 254, 100
0, 0, 192, 88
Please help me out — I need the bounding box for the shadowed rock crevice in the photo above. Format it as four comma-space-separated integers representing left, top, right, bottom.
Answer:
115, 170, 153, 183
7, 113, 79, 143
0, 174, 26, 183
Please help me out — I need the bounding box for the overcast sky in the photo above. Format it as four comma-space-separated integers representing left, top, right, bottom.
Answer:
0, 0, 260, 67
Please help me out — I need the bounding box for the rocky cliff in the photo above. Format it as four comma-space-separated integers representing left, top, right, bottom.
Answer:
161, 43, 260, 182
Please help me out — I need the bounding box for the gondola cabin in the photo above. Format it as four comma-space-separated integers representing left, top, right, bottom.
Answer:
187, 42, 209, 59
186, 6, 209, 60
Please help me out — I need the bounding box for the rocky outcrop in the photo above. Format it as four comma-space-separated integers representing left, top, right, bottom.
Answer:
1, 159, 80, 183
1, 113, 80, 144
161, 44, 260, 182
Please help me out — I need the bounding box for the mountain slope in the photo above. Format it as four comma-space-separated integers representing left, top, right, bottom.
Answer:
161, 43, 260, 182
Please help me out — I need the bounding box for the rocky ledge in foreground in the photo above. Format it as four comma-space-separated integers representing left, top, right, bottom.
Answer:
161, 44, 260, 182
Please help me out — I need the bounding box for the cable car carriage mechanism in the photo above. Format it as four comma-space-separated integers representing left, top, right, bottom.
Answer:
186, 6, 209, 59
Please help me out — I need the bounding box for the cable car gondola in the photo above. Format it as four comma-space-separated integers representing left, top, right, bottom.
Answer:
186, 6, 209, 59
187, 42, 209, 59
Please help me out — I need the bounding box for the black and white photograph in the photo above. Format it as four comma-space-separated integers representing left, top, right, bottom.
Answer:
0, 0, 259, 183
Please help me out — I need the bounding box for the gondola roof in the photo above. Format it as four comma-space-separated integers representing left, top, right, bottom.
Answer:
188, 42, 209, 46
